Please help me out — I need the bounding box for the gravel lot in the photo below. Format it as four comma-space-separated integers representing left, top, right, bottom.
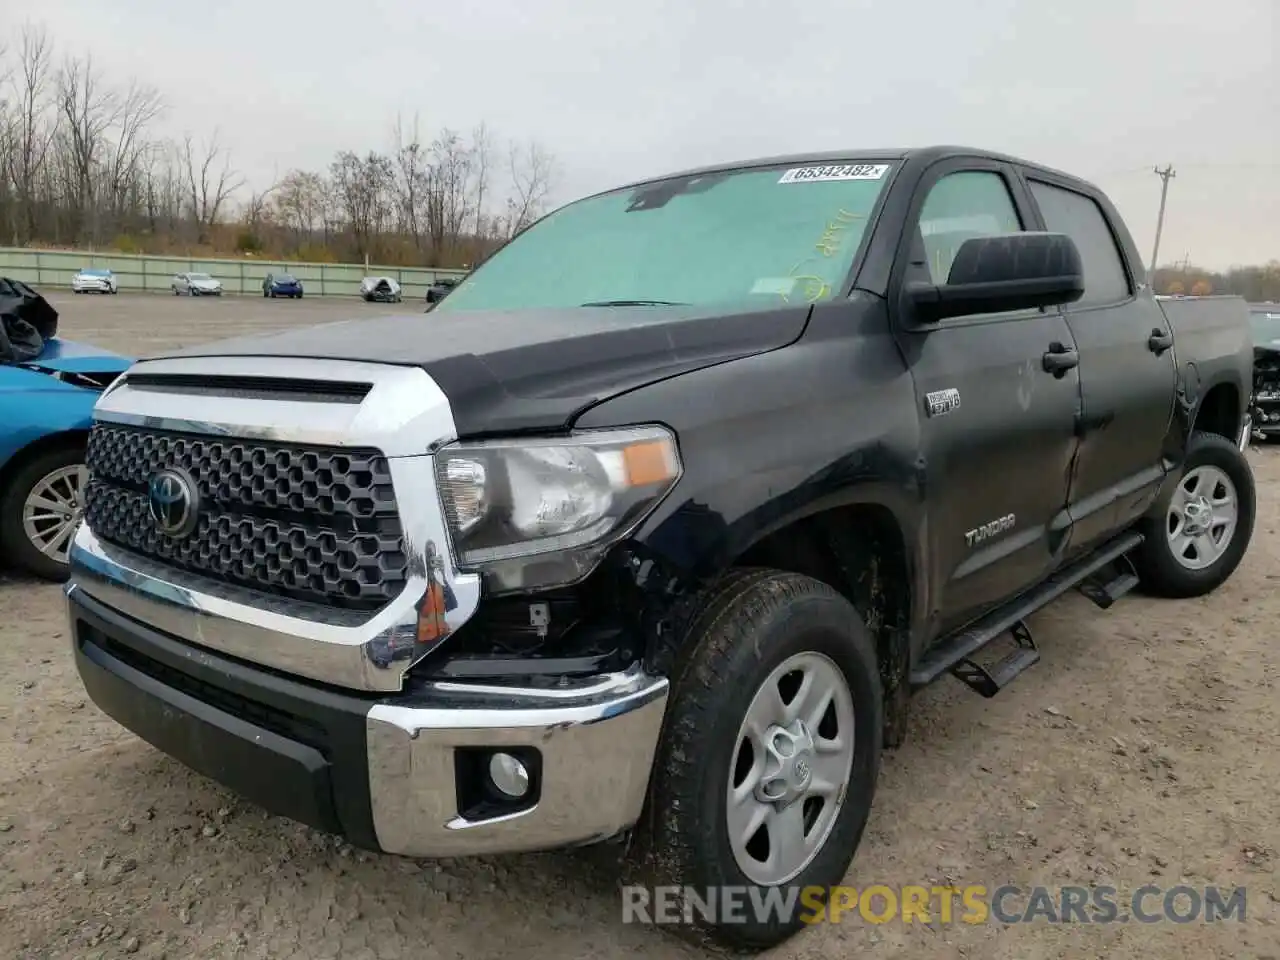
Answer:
1, 293, 1277, 959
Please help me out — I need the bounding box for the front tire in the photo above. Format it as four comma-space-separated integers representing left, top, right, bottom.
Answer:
628, 569, 882, 951
1134, 430, 1256, 598
0, 444, 88, 581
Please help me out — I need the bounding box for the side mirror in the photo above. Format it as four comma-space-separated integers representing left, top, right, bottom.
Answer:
906, 232, 1085, 324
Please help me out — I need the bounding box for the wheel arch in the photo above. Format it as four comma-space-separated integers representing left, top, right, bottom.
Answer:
0, 429, 90, 494
1191, 380, 1241, 442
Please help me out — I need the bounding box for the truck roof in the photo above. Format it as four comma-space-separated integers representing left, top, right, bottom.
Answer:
615, 145, 1094, 195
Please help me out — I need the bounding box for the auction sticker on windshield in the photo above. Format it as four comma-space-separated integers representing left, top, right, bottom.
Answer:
778, 164, 890, 184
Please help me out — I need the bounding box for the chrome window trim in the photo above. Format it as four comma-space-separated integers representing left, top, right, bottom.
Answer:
68, 355, 482, 692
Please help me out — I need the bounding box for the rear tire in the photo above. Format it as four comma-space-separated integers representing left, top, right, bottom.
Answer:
626, 569, 882, 951
0, 444, 87, 581
1133, 430, 1255, 598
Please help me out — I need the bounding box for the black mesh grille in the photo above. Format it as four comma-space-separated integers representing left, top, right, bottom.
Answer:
83, 424, 408, 610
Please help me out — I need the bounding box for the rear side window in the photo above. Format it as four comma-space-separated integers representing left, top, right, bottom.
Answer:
1029, 181, 1131, 307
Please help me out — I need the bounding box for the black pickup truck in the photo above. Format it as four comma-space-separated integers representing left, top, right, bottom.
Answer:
66, 146, 1256, 951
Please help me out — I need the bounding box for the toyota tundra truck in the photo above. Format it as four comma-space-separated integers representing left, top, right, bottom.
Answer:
66, 146, 1257, 951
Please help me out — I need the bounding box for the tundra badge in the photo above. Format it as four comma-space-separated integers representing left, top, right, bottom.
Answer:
965, 514, 1015, 547
925, 388, 961, 417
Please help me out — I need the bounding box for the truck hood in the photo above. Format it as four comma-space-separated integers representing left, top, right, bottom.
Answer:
159, 303, 812, 435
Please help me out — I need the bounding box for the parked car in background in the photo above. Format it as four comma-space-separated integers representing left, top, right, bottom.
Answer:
424, 277, 460, 309
172, 272, 223, 296
359, 276, 401, 303
1248, 303, 1280, 439
71, 268, 119, 295
0, 278, 131, 578
263, 273, 304, 299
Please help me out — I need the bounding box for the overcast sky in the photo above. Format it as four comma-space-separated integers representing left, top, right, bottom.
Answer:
11, 0, 1278, 270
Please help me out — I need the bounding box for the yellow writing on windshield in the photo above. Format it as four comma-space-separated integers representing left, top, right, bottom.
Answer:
815, 208, 865, 258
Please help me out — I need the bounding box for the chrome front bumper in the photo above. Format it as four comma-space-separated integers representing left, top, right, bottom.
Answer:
366, 668, 668, 856
68, 582, 669, 857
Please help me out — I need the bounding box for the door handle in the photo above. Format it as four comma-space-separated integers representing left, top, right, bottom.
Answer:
1042, 342, 1079, 376
1148, 328, 1173, 354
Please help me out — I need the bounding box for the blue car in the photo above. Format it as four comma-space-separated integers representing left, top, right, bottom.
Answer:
1, 281, 132, 579
262, 272, 304, 298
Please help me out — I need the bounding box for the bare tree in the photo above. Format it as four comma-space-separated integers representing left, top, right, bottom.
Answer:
423, 128, 474, 262
180, 129, 244, 242
391, 114, 427, 251
102, 79, 162, 227
469, 122, 493, 248
6, 24, 57, 243
503, 139, 556, 239
329, 150, 393, 260
57, 54, 116, 243
274, 168, 327, 248
241, 180, 278, 232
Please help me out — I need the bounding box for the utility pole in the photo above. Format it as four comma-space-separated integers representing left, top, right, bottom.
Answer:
1150, 164, 1176, 283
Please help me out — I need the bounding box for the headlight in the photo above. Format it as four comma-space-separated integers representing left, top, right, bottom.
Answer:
435, 425, 681, 593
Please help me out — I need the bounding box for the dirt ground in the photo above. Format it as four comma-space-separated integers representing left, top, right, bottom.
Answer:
1, 293, 1277, 959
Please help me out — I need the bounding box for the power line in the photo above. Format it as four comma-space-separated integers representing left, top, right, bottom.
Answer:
1150, 164, 1176, 277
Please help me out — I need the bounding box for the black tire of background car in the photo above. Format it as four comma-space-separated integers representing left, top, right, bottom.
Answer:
1133, 430, 1256, 599
624, 568, 882, 951
0, 443, 84, 582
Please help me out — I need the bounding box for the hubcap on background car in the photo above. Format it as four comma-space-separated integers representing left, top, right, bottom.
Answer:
726, 651, 855, 886
22, 465, 88, 564
1166, 464, 1238, 571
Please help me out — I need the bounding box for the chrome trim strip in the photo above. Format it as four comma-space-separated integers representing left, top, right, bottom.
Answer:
366, 666, 669, 857
68, 356, 482, 692
96, 356, 456, 455
366, 663, 670, 730
1238, 413, 1251, 452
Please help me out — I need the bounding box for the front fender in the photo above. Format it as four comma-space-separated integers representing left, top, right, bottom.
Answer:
574, 297, 925, 588
0, 370, 99, 470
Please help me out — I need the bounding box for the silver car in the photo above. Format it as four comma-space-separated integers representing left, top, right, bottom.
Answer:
71, 268, 119, 294
172, 272, 223, 297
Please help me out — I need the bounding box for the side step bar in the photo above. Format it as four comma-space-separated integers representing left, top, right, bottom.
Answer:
910, 530, 1144, 693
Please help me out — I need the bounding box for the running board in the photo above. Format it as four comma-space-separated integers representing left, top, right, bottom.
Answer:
1076, 553, 1140, 610
909, 530, 1144, 691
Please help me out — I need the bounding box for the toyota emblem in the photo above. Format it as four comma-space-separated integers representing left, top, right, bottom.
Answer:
148, 468, 199, 538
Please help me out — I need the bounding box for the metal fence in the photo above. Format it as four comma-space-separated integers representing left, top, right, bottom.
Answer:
0, 247, 467, 300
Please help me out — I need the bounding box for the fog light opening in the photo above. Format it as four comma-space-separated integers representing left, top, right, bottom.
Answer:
488, 752, 530, 799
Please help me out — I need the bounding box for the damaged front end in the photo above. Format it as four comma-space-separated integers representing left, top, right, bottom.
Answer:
1251, 345, 1280, 439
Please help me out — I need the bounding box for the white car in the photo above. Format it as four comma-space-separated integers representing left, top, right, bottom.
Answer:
359, 276, 402, 303
172, 272, 223, 297
71, 268, 119, 294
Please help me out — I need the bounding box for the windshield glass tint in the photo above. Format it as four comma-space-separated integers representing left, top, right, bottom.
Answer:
81, 269, 108, 276
1251, 311, 1280, 344
435, 161, 893, 313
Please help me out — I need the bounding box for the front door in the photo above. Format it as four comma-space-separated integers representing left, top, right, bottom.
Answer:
1025, 176, 1177, 549
891, 161, 1084, 635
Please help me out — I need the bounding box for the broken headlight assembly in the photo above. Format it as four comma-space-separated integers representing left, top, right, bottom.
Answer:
435, 425, 682, 593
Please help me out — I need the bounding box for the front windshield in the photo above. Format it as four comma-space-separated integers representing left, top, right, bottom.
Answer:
81, 269, 108, 276
276, 274, 296, 283
1250, 310, 1280, 346
435, 160, 894, 313
189, 273, 212, 281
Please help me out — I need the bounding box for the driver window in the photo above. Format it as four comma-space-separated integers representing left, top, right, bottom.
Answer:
917, 171, 1023, 284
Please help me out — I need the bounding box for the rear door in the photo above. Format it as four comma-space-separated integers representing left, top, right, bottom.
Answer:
891, 159, 1084, 634
1023, 174, 1177, 550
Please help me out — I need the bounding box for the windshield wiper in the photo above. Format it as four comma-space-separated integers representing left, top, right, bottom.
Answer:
580, 299, 687, 307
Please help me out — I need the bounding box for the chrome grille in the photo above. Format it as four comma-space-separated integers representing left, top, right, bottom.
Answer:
82, 424, 408, 610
